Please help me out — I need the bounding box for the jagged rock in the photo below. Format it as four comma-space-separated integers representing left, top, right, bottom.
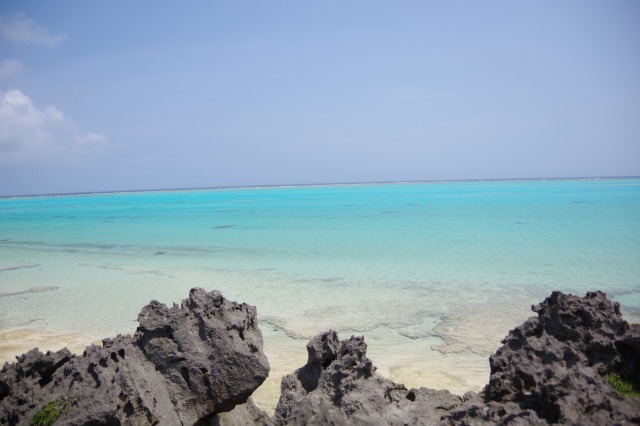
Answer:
0, 288, 269, 426
272, 291, 640, 425
442, 290, 640, 425
441, 401, 548, 425
271, 331, 468, 425
2, 289, 639, 425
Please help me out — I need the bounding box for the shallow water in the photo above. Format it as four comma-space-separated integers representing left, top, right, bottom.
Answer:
1, 179, 639, 410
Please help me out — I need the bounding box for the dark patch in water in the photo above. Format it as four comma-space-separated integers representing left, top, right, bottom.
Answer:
397, 333, 421, 341
0, 286, 58, 298
381, 211, 396, 214
0, 263, 39, 272
155, 251, 165, 255
212, 225, 236, 229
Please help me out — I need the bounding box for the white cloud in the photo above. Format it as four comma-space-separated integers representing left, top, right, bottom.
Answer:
0, 14, 67, 47
0, 59, 27, 80
0, 89, 107, 164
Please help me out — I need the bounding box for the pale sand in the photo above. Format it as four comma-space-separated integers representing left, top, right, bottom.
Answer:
0, 328, 99, 365
252, 333, 308, 414
429, 305, 533, 357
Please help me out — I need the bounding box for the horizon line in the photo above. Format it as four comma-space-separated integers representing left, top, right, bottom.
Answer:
2, 175, 639, 200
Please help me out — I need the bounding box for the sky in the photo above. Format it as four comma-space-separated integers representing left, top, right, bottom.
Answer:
0, 1, 639, 196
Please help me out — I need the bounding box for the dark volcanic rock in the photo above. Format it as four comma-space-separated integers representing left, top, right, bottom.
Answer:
272, 291, 640, 425
443, 290, 640, 425
2, 289, 638, 425
0, 288, 269, 426
271, 331, 468, 425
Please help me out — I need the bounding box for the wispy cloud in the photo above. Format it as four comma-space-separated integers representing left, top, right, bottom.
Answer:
0, 89, 107, 164
0, 14, 67, 47
0, 59, 27, 80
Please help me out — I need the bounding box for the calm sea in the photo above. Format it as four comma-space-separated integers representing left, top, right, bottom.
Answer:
1, 178, 639, 402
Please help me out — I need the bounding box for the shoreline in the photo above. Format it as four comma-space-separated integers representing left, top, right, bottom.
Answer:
3, 302, 639, 414
0, 324, 491, 415
0, 327, 99, 366
3, 289, 638, 425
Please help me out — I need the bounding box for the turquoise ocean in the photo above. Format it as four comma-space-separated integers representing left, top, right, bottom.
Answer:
1, 178, 639, 409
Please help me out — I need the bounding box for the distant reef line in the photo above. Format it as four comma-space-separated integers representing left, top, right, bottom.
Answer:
2, 175, 639, 199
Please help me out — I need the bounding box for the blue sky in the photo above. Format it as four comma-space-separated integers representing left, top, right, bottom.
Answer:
0, 1, 639, 196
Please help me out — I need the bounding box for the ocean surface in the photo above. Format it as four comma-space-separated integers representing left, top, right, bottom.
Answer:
1, 178, 639, 409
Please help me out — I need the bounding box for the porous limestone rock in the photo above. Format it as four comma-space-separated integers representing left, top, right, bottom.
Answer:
272, 291, 640, 425
271, 331, 468, 425
443, 290, 640, 425
2, 289, 639, 425
0, 288, 269, 426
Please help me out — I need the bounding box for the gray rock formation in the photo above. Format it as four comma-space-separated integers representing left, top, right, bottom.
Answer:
443, 290, 640, 425
2, 289, 638, 425
272, 291, 640, 425
0, 288, 269, 426
271, 330, 470, 425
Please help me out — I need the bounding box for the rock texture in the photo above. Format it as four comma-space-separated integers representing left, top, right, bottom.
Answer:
272, 291, 640, 425
0, 288, 269, 426
1, 289, 638, 425
271, 330, 470, 425
443, 290, 640, 425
